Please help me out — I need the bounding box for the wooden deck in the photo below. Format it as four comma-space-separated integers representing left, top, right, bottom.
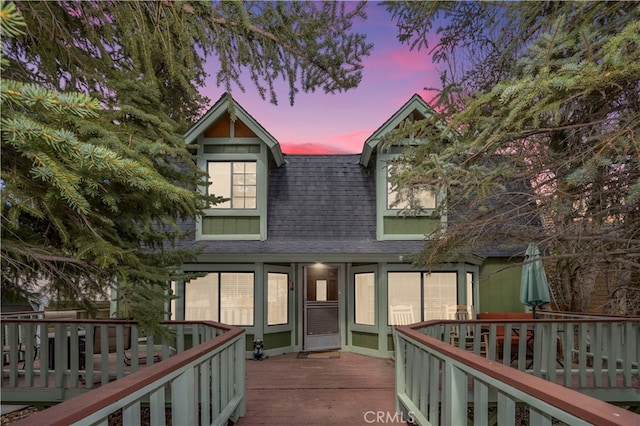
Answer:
237, 352, 406, 425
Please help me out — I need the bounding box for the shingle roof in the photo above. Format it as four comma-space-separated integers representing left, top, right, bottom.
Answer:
177, 154, 426, 256
268, 155, 375, 239
176, 154, 524, 259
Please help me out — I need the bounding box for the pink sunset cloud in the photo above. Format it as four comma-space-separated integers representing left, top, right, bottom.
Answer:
199, 3, 443, 155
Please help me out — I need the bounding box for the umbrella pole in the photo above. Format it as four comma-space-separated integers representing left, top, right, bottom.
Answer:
532, 306, 536, 319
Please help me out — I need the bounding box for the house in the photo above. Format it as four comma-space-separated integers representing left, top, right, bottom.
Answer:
171, 93, 525, 357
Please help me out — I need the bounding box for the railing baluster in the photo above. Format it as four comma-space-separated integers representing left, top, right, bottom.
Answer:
532, 322, 542, 376
211, 352, 221, 417
406, 343, 414, 399
503, 323, 512, 366
578, 322, 588, 387
563, 323, 574, 387
200, 355, 211, 425
173, 363, 198, 425
427, 356, 440, 424
54, 323, 66, 388
84, 325, 95, 389
24, 323, 35, 387
444, 362, 467, 426
548, 322, 558, 382
234, 338, 247, 420
593, 322, 602, 387
411, 343, 421, 402
473, 379, 488, 426
418, 350, 428, 414
529, 407, 552, 426
497, 392, 515, 425
149, 386, 166, 426
623, 322, 635, 387
609, 322, 620, 387
122, 401, 141, 426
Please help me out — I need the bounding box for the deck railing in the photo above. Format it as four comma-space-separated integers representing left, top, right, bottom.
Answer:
2, 318, 245, 426
394, 318, 639, 425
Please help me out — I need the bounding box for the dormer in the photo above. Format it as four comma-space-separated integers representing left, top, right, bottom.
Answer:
185, 94, 284, 241
359, 94, 447, 241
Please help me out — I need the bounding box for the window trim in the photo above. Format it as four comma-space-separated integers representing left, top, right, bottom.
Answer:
386, 270, 473, 326
376, 154, 447, 240
354, 271, 376, 326
196, 137, 269, 241
184, 271, 256, 327
207, 160, 258, 210
350, 265, 378, 334
264, 265, 294, 334
386, 164, 437, 212
266, 271, 290, 327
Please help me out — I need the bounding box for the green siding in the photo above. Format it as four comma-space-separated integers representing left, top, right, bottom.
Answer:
202, 216, 260, 235
203, 144, 261, 154
352, 331, 379, 350
479, 258, 524, 312
384, 216, 439, 235
245, 334, 254, 351
388, 334, 395, 351
264, 331, 291, 349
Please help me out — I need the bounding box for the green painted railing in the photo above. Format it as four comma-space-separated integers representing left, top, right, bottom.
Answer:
394, 318, 640, 426
2, 319, 245, 426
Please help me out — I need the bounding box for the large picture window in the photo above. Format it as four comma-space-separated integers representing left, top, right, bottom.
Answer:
387, 165, 436, 210
185, 272, 254, 326
208, 161, 257, 209
388, 272, 459, 325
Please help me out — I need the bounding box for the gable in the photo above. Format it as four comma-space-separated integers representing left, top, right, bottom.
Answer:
359, 94, 438, 167
185, 93, 284, 166
203, 111, 258, 138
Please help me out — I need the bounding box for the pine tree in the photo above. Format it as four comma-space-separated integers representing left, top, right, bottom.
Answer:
1, 1, 372, 327
383, 1, 640, 313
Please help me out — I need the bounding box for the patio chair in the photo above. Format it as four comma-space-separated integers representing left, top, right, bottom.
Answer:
447, 305, 486, 355
389, 304, 415, 326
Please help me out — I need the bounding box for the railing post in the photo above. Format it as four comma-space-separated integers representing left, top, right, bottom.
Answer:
234, 337, 246, 419
394, 332, 406, 417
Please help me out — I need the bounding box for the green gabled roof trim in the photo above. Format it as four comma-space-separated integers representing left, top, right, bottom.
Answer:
359, 93, 438, 167
184, 93, 285, 167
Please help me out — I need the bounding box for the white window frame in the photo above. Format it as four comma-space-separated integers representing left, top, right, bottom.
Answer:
184, 272, 255, 326
207, 160, 257, 209
387, 271, 463, 325
386, 164, 437, 211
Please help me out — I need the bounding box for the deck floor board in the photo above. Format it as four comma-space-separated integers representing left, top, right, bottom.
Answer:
236, 352, 406, 425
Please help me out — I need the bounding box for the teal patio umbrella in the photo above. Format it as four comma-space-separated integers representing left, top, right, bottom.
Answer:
519, 243, 550, 318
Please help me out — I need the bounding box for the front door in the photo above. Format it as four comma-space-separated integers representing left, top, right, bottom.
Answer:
303, 265, 340, 351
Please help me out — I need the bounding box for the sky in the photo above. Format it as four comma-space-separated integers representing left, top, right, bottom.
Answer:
201, 3, 441, 155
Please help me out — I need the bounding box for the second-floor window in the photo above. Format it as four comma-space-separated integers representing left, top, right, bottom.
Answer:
208, 161, 257, 209
387, 165, 436, 210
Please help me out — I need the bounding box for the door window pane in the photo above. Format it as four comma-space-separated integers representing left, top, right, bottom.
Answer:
316, 280, 328, 301
185, 274, 219, 321
221, 273, 254, 326
388, 272, 421, 325
423, 272, 457, 320
268, 273, 288, 326
355, 273, 375, 325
